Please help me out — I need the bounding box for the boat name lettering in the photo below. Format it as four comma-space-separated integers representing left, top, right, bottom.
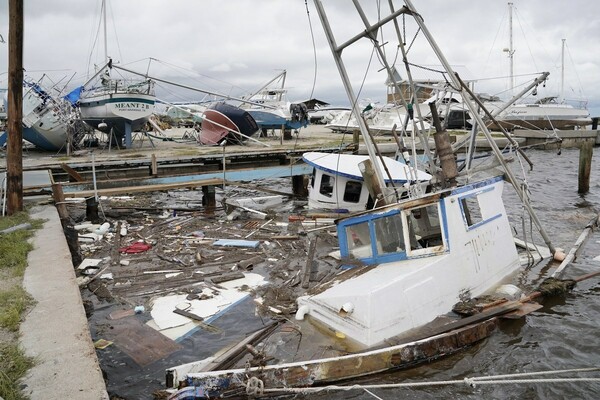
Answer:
114, 102, 150, 110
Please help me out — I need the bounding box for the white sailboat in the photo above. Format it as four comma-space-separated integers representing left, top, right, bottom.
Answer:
1, 78, 82, 151
487, 3, 590, 130
77, 0, 156, 147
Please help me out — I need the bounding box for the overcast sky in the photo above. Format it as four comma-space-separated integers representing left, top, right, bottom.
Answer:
1, 0, 599, 116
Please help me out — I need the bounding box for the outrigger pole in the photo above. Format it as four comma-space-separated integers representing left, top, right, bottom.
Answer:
402, 0, 556, 255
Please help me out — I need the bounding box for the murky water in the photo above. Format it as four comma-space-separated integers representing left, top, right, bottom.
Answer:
94, 147, 600, 399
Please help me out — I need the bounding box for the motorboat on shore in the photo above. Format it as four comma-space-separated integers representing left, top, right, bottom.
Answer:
485, 96, 591, 130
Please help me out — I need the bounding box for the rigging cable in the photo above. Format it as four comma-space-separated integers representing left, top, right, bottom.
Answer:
256, 367, 600, 395
304, 0, 318, 100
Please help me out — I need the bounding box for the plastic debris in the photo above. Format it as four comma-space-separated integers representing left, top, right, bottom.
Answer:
212, 239, 260, 248
119, 242, 152, 254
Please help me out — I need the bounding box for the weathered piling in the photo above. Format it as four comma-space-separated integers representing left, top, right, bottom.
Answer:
292, 175, 308, 198
202, 185, 216, 210
578, 141, 593, 194
352, 129, 360, 155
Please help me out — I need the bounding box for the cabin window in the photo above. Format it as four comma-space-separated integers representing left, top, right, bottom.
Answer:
460, 195, 483, 227
373, 213, 405, 255
343, 181, 362, 203
319, 174, 335, 197
345, 221, 373, 259
406, 204, 443, 250
310, 168, 316, 188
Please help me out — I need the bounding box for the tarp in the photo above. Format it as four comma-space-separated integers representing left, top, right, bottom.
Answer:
64, 86, 84, 105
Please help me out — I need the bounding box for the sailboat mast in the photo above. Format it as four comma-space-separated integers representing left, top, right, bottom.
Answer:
560, 38, 565, 103
102, 0, 108, 62
507, 2, 514, 93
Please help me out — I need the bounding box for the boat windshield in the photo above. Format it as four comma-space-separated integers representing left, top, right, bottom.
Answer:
340, 202, 445, 265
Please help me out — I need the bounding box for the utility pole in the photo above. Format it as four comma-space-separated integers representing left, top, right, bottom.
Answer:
7, 0, 24, 215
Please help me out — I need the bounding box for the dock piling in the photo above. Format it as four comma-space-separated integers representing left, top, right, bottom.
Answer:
578, 141, 593, 194
202, 185, 216, 211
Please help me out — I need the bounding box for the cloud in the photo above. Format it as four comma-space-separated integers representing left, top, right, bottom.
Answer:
1, 0, 598, 116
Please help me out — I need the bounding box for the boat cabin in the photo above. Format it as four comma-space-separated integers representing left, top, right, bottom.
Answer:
297, 175, 521, 347
303, 152, 432, 212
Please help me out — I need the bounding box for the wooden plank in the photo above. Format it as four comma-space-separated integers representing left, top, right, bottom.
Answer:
302, 238, 318, 289
500, 302, 543, 319
552, 213, 600, 278
62, 178, 224, 198
109, 318, 182, 367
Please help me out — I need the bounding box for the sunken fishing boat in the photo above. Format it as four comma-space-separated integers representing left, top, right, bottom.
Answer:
164, 1, 570, 398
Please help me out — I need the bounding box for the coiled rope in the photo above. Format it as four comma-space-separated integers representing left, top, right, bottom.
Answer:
249, 367, 600, 395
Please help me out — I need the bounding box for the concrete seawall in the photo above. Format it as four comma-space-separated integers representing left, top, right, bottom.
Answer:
20, 205, 108, 400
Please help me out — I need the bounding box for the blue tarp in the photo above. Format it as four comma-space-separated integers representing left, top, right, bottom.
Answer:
64, 86, 83, 105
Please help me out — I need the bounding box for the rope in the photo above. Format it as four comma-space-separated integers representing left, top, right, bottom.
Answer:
364, 387, 385, 399
261, 367, 600, 394
246, 376, 264, 396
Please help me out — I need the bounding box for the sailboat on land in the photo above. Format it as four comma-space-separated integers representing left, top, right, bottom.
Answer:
1, 78, 84, 152
75, 0, 156, 147
165, 1, 562, 396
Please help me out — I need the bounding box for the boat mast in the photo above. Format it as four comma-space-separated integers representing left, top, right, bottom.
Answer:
402, 0, 556, 255
503, 2, 515, 93
560, 38, 565, 103
102, 0, 108, 62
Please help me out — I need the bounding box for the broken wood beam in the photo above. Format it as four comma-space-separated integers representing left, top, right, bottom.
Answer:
302, 237, 318, 289
207, 271, 245, 285
60, 163, 84, 182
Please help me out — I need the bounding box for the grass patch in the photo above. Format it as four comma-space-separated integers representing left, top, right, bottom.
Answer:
0, 286, 34, 332
0, 211, 41, 400
0, 212, 43, 277
0, 342, 35, 400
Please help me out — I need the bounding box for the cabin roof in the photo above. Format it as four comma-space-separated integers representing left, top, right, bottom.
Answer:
303, 152, 432, 183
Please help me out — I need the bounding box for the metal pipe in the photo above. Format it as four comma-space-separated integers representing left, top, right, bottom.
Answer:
313, 0, 387, 192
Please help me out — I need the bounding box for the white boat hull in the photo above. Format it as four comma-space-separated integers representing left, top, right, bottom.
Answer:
487, 102, 591, 130
297, 177, 521, 347
79, 92, 155, 134
21, 85, 70, 151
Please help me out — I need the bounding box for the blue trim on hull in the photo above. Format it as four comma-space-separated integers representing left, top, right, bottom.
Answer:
23, 127, 64, 151
247, 110, 308, 130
